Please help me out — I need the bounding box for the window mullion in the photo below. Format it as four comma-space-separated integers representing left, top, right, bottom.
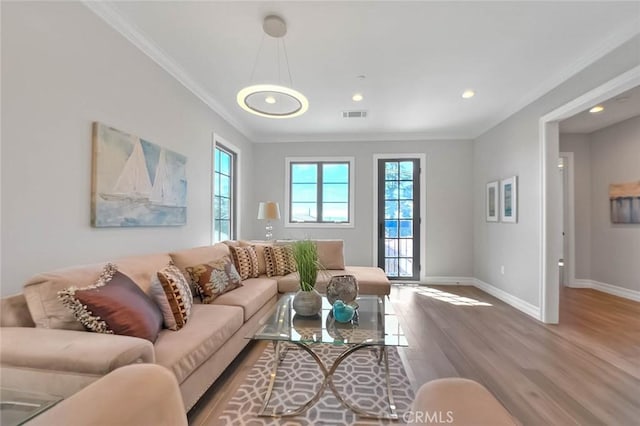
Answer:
317, 163, 323, 223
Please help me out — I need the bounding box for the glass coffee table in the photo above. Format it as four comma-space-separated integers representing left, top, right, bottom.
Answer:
0, 388, 62, 426
249, 293, 407, 420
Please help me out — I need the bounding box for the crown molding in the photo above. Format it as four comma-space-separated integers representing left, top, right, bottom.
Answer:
476, 18, 640, 139
82, 1, 255, 142
252, 131, 474, 144
84, 2, 638, 146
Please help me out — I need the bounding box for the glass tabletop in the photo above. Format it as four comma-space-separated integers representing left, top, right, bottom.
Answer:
250, 294, 407, 347
0, 388, 62, 426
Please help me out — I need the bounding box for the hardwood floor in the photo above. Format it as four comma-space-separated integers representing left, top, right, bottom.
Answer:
188, 285, 640, 425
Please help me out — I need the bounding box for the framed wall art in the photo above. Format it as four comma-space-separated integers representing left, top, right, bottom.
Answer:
501, 176, 517, 223
91, 122, 187, 227
486, 181, 499, 222
609, 181, 640, 224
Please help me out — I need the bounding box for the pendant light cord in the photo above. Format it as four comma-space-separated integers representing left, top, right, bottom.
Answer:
249, 33, 266, 83
282, 38, 294, 87
249, 34, 293, 87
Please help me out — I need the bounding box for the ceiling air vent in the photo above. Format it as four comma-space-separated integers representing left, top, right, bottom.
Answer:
342, 110, 368, 119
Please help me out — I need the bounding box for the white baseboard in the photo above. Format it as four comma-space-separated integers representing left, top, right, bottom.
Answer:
472, 278, 541, 320
567, 279, 592, 288
423, 276, 475, 285
409, 275, 638, 322
568, 279, 640, 302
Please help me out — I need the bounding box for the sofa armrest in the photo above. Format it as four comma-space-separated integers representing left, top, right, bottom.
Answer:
26, 364, 187, 426
0, 327, 154, 375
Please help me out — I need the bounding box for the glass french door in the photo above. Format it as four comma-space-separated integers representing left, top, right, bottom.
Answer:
377, 159, 420, 280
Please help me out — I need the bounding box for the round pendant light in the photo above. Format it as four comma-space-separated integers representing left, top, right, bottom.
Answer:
237, 84, 309, 118
237, 15, 309, 119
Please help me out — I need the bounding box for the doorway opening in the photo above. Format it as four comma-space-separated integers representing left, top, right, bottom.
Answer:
539, 65, 640, 323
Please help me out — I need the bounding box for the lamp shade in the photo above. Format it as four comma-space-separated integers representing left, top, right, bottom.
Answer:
257, 202, 281, 220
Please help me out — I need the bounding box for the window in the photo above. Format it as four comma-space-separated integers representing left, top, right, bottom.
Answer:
213, 144, 236, 241
285, 157, 354, 227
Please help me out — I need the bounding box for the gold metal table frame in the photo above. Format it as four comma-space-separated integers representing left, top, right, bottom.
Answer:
250, 294, 406, 420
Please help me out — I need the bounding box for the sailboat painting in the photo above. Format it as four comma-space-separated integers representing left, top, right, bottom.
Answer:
91, 122, 187, 227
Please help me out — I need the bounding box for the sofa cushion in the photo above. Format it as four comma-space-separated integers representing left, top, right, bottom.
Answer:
23, 253, 172, 330
264, 245, 297, 277
0, 293, 35, 328
229, 246, 259, 280
0, 327, 154, 375
343, 266, 390, 296
152, 265, 193, 330
185, 258, 242, 303
169, 244, 230, 287
276, 270, 339, 294
58, 264, 163, 342
153, 304, 243, 383
276, 266, 390, 296
315, 240, 345, 269
212, 277, 277, 321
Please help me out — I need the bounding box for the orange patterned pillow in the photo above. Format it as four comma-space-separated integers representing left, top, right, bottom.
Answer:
229, 246, 259, 280
185, 257, 242, 303
264, 245, 297, 277
153, 265, 193, 331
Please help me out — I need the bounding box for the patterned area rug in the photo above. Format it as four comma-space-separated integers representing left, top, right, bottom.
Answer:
219, 343, 414, 425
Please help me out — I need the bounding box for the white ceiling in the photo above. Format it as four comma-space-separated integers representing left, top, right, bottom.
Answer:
90, 1, 640, 143
560, 85, 640, 133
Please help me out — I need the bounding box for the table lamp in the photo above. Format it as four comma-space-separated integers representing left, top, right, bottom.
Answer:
257, 201, 280, 240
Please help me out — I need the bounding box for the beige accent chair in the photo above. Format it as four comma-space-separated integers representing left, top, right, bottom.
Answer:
26, 364, 187, 426
410, 378, 517, 425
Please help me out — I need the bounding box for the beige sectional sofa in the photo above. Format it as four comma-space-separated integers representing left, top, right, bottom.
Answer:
0, 239, 389, 414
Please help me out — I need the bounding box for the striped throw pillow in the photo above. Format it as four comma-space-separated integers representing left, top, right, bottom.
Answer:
229, 246, 260, 280
264, 245, 297, 277
155, 265, 193, 330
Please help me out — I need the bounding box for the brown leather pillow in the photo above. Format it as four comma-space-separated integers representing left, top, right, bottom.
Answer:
58, 264, 163, 342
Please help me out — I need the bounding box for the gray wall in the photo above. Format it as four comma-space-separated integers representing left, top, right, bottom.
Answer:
473, 35, 640, 307
590, 116, 640, 291
559, 133, 591, 279
1, 2, 254, 295
250, 140, 474, 278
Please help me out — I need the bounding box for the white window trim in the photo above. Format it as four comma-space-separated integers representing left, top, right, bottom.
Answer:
212, 133, 242, 243
372, 153, 427, 282
285, 156, 355, 229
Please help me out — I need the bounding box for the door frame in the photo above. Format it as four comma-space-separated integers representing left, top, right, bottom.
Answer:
372, 153, 427, 282
539, 65, 640, 323
559, 152, 575, 289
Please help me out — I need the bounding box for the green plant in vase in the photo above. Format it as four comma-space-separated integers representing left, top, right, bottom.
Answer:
291, 240, 323, 316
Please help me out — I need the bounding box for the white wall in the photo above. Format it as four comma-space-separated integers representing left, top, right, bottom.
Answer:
250, 139, 474, 278
473, 35, 640, 307
589, 116, 640, 291
559, 133, 591, 279
1, 2, 253, 295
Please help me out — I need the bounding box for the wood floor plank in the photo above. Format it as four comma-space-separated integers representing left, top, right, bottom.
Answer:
188, 285, 640, 425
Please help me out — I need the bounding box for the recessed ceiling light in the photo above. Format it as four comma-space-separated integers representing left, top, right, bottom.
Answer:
352, 93, 364, 102
462, 90, 475, 99
589, 105, 604, 113
265, 96, 276, 104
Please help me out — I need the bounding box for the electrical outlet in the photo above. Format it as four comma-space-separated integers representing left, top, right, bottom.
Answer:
500, 265, 505, 275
